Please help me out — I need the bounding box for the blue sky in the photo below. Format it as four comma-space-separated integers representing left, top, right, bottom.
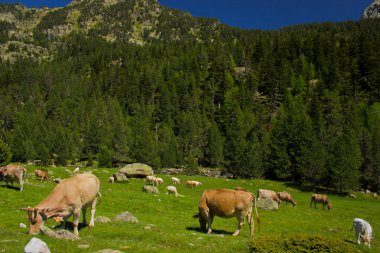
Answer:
1, 0, 374, 30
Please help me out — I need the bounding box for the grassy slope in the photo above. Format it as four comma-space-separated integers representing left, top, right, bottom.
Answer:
0, 166, 378, 253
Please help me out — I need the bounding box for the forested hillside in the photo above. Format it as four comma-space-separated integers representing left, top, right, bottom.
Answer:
0, 0, 380, 193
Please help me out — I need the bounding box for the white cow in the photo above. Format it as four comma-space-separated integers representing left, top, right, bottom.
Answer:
145, 176, 157, 186
73, 167, 80, 174
352, 218, 373, 248
166, 186, 179, 197
171, 177, 180, 185
155, 177, 164, 185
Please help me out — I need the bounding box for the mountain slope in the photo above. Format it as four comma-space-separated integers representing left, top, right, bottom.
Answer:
0, 0, 222, 62
363, 0, 380, 18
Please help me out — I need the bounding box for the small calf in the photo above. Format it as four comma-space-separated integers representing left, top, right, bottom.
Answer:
108, 176, 114, 184
166, 186, 179, 197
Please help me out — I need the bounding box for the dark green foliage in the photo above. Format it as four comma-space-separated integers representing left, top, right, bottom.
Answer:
0, 3, 380, 192
0, 139, 12, 166
249, 235, 361, 253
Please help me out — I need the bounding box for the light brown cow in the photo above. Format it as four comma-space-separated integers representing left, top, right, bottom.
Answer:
310, 194, 332, 210
1, 164, 27, 192
186, 180, 202, 188
257, 189, 280, 205
34, 169, 49, 182
20, 172, 101, 236
277, 191, 297, 206
194, 189, 260, 241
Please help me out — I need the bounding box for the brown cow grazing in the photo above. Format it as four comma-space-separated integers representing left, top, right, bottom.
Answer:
277, 192, 297, 206
186, 180, 202, 188
194, 189, 260, 241
34, 169, 49, 182
1, 164, 27, 192
310, 194, 332, 210
257, 189, 281, 205
20, 172, 101, 236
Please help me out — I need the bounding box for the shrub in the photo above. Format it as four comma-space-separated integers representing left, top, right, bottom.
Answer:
249, 235, 362, 253
0, 139, 12, 166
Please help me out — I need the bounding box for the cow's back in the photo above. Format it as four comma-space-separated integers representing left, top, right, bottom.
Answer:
354, 218, 372, 234
48, 173, 100, 208
200, 189, 252, 218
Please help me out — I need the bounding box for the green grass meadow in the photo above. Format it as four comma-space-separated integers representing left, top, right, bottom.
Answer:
0, 166, 379, 252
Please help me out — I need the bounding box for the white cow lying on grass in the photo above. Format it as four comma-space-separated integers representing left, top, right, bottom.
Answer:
352, 218, 373, 248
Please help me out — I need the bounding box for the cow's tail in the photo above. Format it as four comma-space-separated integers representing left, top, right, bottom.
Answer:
97, 192, 102, 205
22, 167, 28, 181
251, 193, 260, 232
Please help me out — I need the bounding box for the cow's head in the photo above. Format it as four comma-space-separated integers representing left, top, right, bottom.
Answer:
291, 199, 297, 206
20, 207, 49, 235
360, 228, 372, 247
193, 213, 206, 232
327, 203, 332, 210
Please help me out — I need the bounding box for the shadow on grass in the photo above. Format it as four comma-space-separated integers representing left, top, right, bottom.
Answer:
343, 239, 356, 245
0, 184, 21, 191
54, 221, 89, 231
283, 182, 348, 196
186, 226, 233, 236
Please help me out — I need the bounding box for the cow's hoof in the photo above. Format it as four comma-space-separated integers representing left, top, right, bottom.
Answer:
232, 232, 240, 237
88, 224, 94, 229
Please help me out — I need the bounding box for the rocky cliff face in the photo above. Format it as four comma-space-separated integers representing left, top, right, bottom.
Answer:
363, 0, 380, 18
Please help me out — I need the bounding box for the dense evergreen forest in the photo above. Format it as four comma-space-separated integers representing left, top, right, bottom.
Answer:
0, 2, 380, 193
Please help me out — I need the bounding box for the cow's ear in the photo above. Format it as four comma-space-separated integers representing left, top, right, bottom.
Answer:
19, 206, 32, 211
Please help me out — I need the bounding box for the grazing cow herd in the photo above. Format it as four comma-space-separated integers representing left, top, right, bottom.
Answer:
0, 164, 374, 248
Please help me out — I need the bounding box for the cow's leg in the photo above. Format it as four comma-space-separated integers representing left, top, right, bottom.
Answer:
247, 210, 254, 240
19, 175, 23, 192
89, 197, 97, 229
206, 214, 214, 234
233, 210, 245, 236
200, 209, 213, 234
73, 208, 81, 236
357, 232, 361, 245
82, 207, 87, 226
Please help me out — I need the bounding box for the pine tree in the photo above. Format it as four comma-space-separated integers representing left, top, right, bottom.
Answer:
204, 121, 224, 167
0, 139, 12, 166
